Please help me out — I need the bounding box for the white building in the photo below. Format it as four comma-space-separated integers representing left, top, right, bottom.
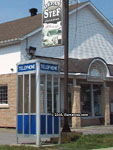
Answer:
0, 1, 113, 127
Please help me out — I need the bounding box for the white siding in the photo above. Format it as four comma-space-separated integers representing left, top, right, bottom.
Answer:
0, 44, 21, 74
21, 32, 64, 61
21, 6, 113, 64
69, 7, 113, 64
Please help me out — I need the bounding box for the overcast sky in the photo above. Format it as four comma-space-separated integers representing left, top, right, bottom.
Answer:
0, 0, 112, 24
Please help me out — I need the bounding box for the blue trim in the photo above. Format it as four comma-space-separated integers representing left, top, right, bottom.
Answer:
24, 115, 29, 134
47, 115, 52, 134
18, 63, 36, 72
40, 63, 59, 72
41, 115, 46, 134
54, 116, 59, 134
17, 115, 23, 134
31, 115, 36, 134
17, 114, 60, 135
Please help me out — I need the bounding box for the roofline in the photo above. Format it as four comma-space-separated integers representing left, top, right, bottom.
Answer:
21, 1, 113, 40
0, 38, 20, 47
69, 1, 89, 15
70, 1, 113, 33
1, 1, 113, 45
21, 2, 90, 41
60, 72, 87, 76
89, 2, 113, 33
60, 72, 113, 80
21, 27, 42, 40
33, 55, 113, 79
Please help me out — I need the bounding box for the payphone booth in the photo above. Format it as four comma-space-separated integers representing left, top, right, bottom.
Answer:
17, 59, 60, 146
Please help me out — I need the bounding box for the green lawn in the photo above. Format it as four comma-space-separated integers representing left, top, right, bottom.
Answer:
1, 134, 113, 150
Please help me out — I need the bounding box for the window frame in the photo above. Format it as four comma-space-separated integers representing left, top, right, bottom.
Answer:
0, 84, 8, 105
81, 83, 102, 118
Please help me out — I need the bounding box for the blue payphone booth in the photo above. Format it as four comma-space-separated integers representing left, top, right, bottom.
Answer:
17, 59, 60, 146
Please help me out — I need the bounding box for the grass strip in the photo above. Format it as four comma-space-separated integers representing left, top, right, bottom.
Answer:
0, 134, 113, 150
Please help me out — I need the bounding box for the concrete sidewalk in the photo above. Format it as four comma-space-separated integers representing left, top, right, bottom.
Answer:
0, 132, 36, 145
72, 125, 113, 135
0, 128, 36, 145
1, 125, 113, 147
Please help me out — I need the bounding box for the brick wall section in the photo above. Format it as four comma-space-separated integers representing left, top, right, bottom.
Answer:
0, 73, 17, 128
101, 87, 110, 126
71, 86, 81, 128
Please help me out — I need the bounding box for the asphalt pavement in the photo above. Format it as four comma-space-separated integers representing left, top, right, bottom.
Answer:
0, 129, 36, 145
1, 126, 113, 150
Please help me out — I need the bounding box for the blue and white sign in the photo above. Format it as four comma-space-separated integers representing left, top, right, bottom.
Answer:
18, 63, 36, 72
40, 63, 59, 72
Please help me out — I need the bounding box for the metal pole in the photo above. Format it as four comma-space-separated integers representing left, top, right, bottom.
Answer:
36, 62, 41, 146
16, 75, 19, 144
23, 75, 25, 135
29, 74, 31, 135
62, 0, 71, 132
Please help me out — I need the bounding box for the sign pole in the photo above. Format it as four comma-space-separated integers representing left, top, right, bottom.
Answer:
62, 0, 71, 132
36, 62, 41, 146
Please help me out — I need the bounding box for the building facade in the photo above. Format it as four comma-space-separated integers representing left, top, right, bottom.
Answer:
0, 1, 113, 128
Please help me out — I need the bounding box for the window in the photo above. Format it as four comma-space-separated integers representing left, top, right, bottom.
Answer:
54, 76, 59, 113
0, 85, 8, 104
40, 75, 60, 114
81, 84, 102, 117
81, 84, 92, 116
24, 75, 29, 113
18, 74, 36, 114
93, 84, 102, 116
18, 75, 23, 113
47, 75, 52, 113
31, 74, 36, 113
40, 74, 45, 113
